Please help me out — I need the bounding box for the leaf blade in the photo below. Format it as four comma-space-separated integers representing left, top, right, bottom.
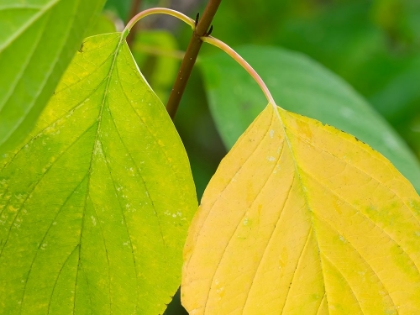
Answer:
182, 104, 420, 314
0, 33, 197, 314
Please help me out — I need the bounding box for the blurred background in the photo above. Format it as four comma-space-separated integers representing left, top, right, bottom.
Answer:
96, 0, 420, 313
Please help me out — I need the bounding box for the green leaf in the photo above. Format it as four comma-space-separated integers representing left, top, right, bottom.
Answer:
199, 45, 420, 193
104, 0, 131, 21
396, 110, 420, 162
370, 55, 420, 123
85, 13, 117, 38
0, 0, 105, 154
0, 33, 197, 314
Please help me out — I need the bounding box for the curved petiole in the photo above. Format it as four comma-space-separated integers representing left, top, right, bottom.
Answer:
201, 35, 276, 106
123, 7, 196, 38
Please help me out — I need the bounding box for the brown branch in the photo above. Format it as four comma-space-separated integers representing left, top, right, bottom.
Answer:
126, 0, 142, 47
165, 0, 222, 119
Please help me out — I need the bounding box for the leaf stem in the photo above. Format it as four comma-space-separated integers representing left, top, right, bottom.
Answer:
165, 0, 222, 119
123, 7, 195, 38
201, 36, 276, 105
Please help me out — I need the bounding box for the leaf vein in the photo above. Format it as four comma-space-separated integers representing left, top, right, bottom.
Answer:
78, 32, 126, 315
289, 118, 420, 226
0, 0, 59, 51
279, 228, 313, 315
320, 253, 364, 314
275, 106, 331, 311
115, 58, 170, 249
1, 0, 82, 145
98, 133, 140, 313
115, 51, 181, 185
0, 4, 48, 113
0, 123, 96, 259
202, 130, 284, 314
46, 245, 80, 315
88, 193, 112, 314
315, 294, 326, 315
0, 5, 43, 10
313, 211, 398, 311
21, 174, 89, 313
54, 53, 115, 95
241, 148, 293, 313
303, 168, 420, 279
0, 78, 107, 175
186, 110, 276, 275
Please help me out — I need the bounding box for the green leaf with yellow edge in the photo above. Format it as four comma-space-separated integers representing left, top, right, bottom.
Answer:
0, 32, 197, 314
182, 103, 420, 314
0, 0, 105, 154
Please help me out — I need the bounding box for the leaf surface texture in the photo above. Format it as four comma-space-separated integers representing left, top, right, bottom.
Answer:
182, 104, 420, 314
0, 33, 197, 314
0, 0, 105, 153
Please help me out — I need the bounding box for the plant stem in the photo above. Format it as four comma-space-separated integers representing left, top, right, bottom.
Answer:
201, 36, 275, 105
165, 0, 222, 119
126, 0, 142, 47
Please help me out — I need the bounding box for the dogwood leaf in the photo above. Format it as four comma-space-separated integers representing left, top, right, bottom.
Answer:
182, 103, 420, 314
0, 33, 197, 315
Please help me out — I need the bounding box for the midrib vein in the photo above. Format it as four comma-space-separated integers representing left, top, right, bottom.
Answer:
0, 0, 60, 51
78, 34, 126, 314
273, 104, 330, 311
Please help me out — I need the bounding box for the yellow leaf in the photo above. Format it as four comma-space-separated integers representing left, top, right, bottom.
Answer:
182, 104, 420, 314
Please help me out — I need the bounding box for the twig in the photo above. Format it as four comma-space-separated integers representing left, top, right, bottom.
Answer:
165, 0, 222, 119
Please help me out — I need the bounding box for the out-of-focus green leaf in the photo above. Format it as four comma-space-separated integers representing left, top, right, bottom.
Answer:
368, 56, 420, 161
200, 45, 420, 192
0, 33, 197, 314
210, 1, 419, 100
372, 0, 420, 46
0, 0, 105, 154
85, 13, 116, 38
401, 113, 420, 160
370, 56, 420, 124
104, 0, 131, 21
132, 30, 181, 103
277, 2, 389, 96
